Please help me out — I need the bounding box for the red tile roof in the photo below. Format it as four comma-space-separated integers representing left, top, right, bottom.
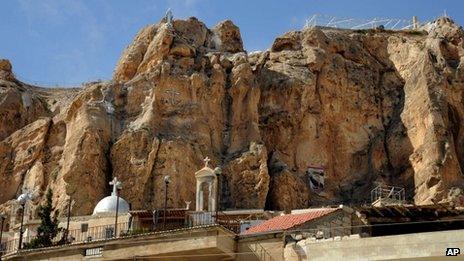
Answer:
243, 208, 339, 235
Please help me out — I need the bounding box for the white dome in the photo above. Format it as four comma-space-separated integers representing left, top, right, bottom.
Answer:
92, 195, 130, 215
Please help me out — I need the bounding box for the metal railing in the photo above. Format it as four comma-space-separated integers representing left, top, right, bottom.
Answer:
67, 222, 130, 242
304, 14, 426, 31
0, 211, 240, 256
185, 211, 241, 234
370, 185, 406, 204
0, 222, 130, 255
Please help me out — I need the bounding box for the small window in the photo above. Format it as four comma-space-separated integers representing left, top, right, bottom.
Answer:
81, 223, 89, 232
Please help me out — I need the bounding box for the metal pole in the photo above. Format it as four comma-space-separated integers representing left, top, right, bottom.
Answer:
114, 189, 120, 238
65, 197, 71, 243
18, 203, 25, 250
163, 182, 168, 229
215, 173, 220, 224
0, 215, 5, 256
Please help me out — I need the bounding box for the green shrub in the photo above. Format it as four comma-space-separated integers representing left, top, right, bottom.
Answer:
23, 189, 62, 249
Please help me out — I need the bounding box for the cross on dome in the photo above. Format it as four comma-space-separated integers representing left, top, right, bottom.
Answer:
203, 157, 211, 167
109, 177, 122, 196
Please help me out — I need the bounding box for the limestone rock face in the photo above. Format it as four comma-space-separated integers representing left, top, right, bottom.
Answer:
426, 17, 464, 45
113, 25, 158, 82
223, 142, 269, 209
265, 151, 310, 211
0, 59, 14, 81
0, 66, 50, 140
111, 18, 262, 212
2, 17, 464, 218
0, 118, 51, 203
212, 20, 244, 53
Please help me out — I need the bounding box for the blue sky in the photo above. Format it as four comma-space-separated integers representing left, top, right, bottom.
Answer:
0, 0, 463, 87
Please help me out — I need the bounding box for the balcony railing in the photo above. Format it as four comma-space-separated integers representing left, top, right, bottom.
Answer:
0, 211, 240, 256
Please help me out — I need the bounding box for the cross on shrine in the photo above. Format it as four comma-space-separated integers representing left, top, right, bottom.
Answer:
109, 177, 122, 196
203, 157, 211, 167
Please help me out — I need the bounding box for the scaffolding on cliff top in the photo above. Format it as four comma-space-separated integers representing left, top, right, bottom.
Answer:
371, 185, 406, 207
304, 14, 426, 31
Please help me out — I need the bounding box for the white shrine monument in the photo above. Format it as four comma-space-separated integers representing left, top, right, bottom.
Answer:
195, 157, 218, 212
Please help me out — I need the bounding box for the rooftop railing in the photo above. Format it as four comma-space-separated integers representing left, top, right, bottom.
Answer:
0, 211, 241, 256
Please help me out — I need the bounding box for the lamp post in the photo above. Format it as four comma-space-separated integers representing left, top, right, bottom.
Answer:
17, 193, 31, 251
64, 197, 72, 243
0, 213, 6, 256
114, 188, 120, 238
163, 175, 171, 230
214, 167, 222, 224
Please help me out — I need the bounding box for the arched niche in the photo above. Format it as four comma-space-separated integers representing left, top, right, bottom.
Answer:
195, 158, 218, 212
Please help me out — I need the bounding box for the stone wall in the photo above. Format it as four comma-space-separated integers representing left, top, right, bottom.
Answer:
285, 229, 464, 260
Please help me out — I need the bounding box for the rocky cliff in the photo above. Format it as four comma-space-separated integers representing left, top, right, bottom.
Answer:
1, 17, 464, 218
